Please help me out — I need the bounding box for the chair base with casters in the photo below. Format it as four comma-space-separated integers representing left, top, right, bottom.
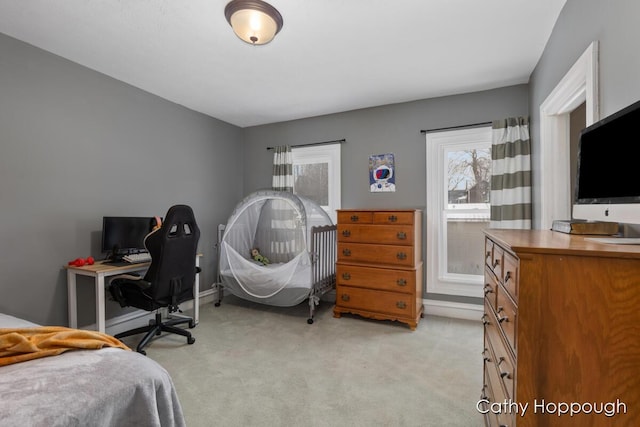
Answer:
115, 311, 196, 355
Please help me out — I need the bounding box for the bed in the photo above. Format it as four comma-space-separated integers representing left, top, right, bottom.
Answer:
0, 313, 185, 427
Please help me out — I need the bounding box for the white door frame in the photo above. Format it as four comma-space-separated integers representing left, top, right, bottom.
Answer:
538, 41, 599, 229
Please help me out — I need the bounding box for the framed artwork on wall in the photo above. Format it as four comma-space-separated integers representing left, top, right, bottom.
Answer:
369, 153, 396, 192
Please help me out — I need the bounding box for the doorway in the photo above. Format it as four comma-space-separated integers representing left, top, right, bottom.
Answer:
538, 41, 599, 229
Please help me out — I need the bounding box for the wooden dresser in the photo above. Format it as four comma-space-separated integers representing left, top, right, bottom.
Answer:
333, 209, 423, 330
482, 229, 640, 427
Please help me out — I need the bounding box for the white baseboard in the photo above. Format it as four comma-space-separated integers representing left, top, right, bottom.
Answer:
200, 287, 219, 303
178, 287, 218, 311
93, 288, 220, 336
423, 299, 483, 322
101, 293, 480, 333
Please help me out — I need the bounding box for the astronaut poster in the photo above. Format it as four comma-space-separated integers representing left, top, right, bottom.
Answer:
369, 153, 396, 192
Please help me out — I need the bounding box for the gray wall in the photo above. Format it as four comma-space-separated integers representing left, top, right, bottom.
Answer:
6, 0, 638, 321
241, 86, 529, 304
529, 0, 640, 227
0, 32, 244, 325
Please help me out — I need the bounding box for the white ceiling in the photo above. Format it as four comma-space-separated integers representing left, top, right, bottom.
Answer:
0, 0, 566, 128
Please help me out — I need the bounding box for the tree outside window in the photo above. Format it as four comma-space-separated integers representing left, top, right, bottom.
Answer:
447, 148, 491, 206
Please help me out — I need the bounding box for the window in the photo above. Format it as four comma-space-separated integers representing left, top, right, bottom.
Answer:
426, 127, 491, 297
292, 144, 341, 223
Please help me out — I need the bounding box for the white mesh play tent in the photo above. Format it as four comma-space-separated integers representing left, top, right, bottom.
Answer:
217, 190, 337, 323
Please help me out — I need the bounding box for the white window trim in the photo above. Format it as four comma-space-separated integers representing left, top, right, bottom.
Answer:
426, 126, 491, 298
292, 144, 341, 223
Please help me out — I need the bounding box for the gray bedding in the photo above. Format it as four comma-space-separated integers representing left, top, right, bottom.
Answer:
0, 313, 186, 427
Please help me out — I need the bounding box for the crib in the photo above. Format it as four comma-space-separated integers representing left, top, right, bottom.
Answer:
215, 190, 337, 324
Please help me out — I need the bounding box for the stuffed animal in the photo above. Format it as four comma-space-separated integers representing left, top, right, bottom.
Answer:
251, 248, 270, 265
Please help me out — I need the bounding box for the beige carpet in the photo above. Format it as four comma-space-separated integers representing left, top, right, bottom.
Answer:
123, 295, 484, 427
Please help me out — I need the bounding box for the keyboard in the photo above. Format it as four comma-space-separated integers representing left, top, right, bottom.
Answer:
123, 252, 152, 263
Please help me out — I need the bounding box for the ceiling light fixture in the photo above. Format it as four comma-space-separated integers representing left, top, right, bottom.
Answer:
224, 0, 283, 46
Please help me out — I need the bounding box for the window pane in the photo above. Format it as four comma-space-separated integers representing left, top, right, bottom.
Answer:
446, 218, 489, 275
447, 148, 491, 205
294, 163, 328, 205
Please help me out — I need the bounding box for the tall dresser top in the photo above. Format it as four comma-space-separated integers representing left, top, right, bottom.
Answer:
485, 229, 640, 259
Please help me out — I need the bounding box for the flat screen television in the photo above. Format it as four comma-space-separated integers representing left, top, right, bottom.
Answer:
101, 216, 157, 260
573, 99, 640, 225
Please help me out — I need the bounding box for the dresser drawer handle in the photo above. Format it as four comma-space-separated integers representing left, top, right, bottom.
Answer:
341, 294, 350, 302
342, 248, 351, 256
342, 272, 351, 280
497, 307, 509, 323
342, 229, 351, 237
396, 252, 407, 260
396, 301, 407, 309
504, 271, 512, 283
396, 231, 407, 240
493, 259, 500, 268
498, 357, 512, 379
481, 314, 490, 325
388, 215, 398, 222
482, 348, 492, 363
396, 278, 407, 287
480, 385, 488, 401
485, 250, 491, 260
483, 284, 493, 295
350, 215, 359, 222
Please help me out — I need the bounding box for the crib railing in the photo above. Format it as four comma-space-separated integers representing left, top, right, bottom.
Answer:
310, 224, 337, 298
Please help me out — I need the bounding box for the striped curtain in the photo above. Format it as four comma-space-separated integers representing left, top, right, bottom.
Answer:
490, 117, 531, 229
272, 145, 293, 192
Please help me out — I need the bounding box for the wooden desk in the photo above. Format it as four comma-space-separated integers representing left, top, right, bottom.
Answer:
65, 257, 200, 333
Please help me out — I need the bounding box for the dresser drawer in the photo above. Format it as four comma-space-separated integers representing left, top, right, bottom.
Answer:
502, 251, 519, 302
337, 224, 414, 245
480, 372, 500, 427
336, 286, 416, 317
483, 299, 501, 353
483, 267, 498, 311
484, 238, 494, 269
337, 211, 373, 224
338, 242, 416, 267
372, 211, 415, 225
486, 325, 515, 401
490, 244, 503, 282
485, 361, 515, 427
336, 264, 417, 294
496, 286, 517, 355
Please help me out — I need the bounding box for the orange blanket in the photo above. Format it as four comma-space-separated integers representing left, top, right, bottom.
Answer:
0, 326, 130, 367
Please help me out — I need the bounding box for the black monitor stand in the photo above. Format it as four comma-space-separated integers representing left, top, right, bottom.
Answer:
104, 249, 126, 265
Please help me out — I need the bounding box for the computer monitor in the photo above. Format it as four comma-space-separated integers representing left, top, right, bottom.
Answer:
573, 99, 640, 225
101, 216, 157, 260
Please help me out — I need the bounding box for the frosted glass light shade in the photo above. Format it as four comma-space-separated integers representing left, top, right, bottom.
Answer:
225, 0, 283, 45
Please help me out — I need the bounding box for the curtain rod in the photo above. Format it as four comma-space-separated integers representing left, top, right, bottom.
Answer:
266, 138, 346, 150
420, 121, 492, 134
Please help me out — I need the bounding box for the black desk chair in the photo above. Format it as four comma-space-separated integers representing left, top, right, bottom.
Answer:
109, 204, 200, 355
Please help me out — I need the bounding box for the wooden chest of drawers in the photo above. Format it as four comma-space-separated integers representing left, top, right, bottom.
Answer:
333, 209, 423, 330
482, 229, 640, 427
